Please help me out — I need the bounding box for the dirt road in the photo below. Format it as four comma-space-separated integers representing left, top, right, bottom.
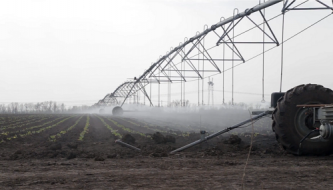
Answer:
1, 155, 333, 189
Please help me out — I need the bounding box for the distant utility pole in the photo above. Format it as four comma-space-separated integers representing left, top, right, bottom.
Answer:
144, 87, 146, 105
150, 63, 152, 107
168, 64, 171, 107
208, 77, 214, 106
137, 91, 139, 105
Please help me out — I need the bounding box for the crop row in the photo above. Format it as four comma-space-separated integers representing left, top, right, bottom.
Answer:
0, 116, 52, 131
1, 116, 75, 142
78, 115, 90, 141
0, 116, 68, 137
145, 117, 198, 131
20, 116, 75, 137
123, 118, 187, 137
97, 116, 122, 138
0, 115, 39, 126
49, 116, 83, 142
120, 118, 158, 131
102, 116, 146, 137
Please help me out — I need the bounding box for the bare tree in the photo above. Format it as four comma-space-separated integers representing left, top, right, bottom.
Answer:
24, 103, 28, 113
48, 101, 53, 112
0, 104, 5, 113
53, 102, 57, 113
0, 101, 94, 114
42, 102, 48, 112
60, 103, 65, 112
9, 102, 19, 114
35, 103, 41, 113
19, 103, 24, 113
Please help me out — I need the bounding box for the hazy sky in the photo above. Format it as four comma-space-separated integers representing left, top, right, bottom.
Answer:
1, 0, 332, 106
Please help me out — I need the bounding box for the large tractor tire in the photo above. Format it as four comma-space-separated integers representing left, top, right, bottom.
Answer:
112, 106, 123, 116
272, 84, 333, 155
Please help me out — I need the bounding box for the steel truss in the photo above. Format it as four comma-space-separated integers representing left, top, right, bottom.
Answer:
97, 0, 333, 107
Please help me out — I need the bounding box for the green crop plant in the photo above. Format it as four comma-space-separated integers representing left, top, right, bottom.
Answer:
0, 117, 50, 131
97, 116, 122, 138
34, 116, 74, 134
119, 117, 182, 136
3, 116, 67, 137
0, 118, 61, 136
1, 132, 8, 136
121, 119, 140, 127
104, 117, 146, 137
135, 119, 180, 136
140, 121, 179, 136
49, 116, 83, 142
49, 135, 56, 141
19, 116, 75, 138
66, 116, 83, 132
120, 118, 160, 132
78, 115, 90, 141
0, 116, 41, 129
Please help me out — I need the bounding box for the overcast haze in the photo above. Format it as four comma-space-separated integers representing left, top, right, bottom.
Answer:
1, 0, 332, 106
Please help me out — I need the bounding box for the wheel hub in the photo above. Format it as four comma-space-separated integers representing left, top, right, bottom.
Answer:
294, 107, 320, 139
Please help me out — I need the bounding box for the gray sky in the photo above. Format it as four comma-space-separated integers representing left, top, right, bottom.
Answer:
1, 0, 332, 106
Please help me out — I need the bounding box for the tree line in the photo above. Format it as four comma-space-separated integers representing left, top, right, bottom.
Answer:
0, 101, 91, 114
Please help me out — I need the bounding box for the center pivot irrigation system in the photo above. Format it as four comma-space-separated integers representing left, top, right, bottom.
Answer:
99, 0, 333, 155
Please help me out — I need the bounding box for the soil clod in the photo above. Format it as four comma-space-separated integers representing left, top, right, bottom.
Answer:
152, 132, 166, 144
121, 134, 136, 144
150, 152, 168, 157
94, 156, 105, 161
50, 143, 62, 151
152, 132, 176, 144
67, 152, 76, 160
165, 135, 176, 143
14, 150, 22, 154
224, 135, 241, 144
86, 153, 96, 159
9, 154, 19, 160
67, 143, 78, 149
107, 154, 117, 159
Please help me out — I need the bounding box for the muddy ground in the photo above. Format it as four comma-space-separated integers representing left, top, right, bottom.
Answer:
0, 114, 333, 189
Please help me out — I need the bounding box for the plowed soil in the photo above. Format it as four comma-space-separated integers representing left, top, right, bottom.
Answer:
0, 113, 332, 189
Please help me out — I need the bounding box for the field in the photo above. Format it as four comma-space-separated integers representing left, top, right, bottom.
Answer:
0, 112, 333, 189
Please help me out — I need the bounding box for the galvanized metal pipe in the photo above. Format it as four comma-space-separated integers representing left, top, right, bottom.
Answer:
102, 0, 284, 107
115, 139, 141, 151
169, 111, 268, 154
156, 0, 283, 67
135, 0, 283, 84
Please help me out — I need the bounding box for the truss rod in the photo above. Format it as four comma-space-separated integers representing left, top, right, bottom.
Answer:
130, 0, 283, 88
